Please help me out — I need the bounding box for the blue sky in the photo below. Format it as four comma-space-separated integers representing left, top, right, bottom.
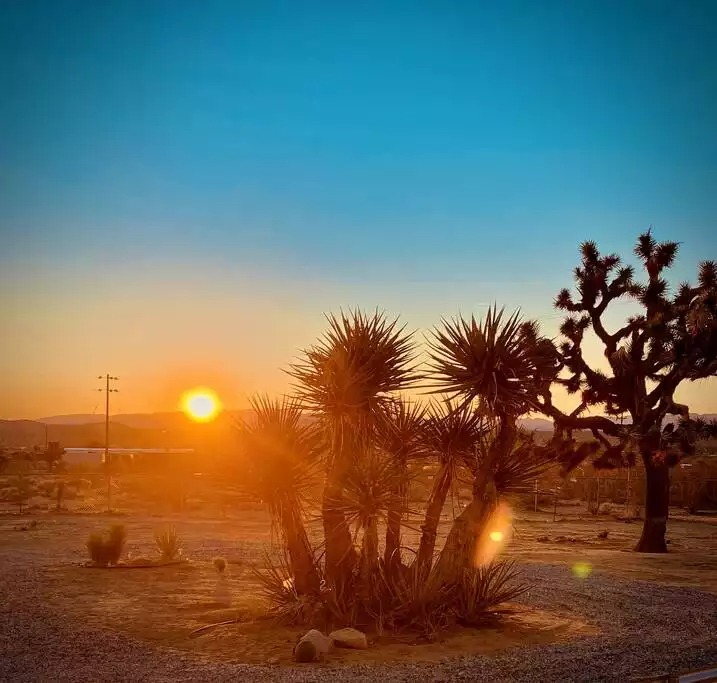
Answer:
1, 1, 715, 417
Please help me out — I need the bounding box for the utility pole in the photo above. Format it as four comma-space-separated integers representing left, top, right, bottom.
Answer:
98, 374, 119, 511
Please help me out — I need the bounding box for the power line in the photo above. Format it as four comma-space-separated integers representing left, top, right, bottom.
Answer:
97, 374, 119, 511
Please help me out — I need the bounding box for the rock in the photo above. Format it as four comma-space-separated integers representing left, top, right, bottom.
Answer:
329, 627, 368, 650
293, 629, 333, 663
293, 640, 318, 663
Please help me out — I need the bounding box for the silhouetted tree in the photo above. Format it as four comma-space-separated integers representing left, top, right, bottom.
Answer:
426, 307, 559, 578
535, 231, 717, 552
289, 311, 419, 593
236, 395, 322, 594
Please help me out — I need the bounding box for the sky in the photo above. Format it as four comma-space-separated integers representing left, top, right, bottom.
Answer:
1, 0, 715, 419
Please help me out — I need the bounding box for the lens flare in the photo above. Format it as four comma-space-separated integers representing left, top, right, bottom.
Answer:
474, 501, 513, 567
572, 562, 592, 579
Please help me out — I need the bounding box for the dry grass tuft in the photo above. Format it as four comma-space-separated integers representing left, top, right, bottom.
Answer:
153, 526, 182, 562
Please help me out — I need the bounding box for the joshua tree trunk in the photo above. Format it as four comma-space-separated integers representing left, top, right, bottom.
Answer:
281, 503, 320, 594
635, 456, 670, 553
416, 465, 451, 577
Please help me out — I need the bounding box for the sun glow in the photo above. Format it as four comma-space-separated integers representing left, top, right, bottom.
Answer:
181, 388, 221, 422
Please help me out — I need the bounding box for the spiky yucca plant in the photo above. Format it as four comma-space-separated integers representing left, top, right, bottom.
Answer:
416, 400, 483, 577
375, 397, 427, 573
237, 395, 322, 594
428, 308, 557, 579
428, 306, 558, 419
154, 526, 181, 562
289, 310, 419, 590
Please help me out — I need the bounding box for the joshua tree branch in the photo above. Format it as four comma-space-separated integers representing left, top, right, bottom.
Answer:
589, 305, 615, 350
536, 392, 621, 437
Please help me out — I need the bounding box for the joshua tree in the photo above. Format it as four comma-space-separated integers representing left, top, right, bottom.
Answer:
289, 310, 418, 593
427, 306, 559, 577
536, 231, 717, 552
236, 395, 322, 594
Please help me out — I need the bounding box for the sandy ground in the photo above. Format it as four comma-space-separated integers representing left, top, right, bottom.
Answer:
1, 502, 716, 681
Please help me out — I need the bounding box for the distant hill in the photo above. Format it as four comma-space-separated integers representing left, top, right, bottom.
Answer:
37, 413, 556, 432
37, 410, 253, 430
518, 417, 554, 431
2, 411, 714, 450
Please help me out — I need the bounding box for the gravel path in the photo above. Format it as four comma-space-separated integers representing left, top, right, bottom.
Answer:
1, 538, 716, 682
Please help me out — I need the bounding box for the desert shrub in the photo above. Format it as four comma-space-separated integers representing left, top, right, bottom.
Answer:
153, 526, 181, 561
87, 532, 110, 566
453, 561, 528, 626
86, 524, 127, 566
106, 524, 127, 564
213, 556, 227, 573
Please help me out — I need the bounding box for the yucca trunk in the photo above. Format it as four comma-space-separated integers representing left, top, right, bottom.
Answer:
432, 474, 497, 583
280, 502, 320, 594
322, 431, 358, 593
360, 515, 380, 581
416, 464, 452, 577
433, 419, 513, 581
383, 463, 406, 573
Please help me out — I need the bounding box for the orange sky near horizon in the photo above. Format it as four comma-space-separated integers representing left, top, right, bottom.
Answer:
2, 261, 715, 420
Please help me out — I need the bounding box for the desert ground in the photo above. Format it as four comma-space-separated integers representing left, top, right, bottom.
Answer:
1, 474, 716, 683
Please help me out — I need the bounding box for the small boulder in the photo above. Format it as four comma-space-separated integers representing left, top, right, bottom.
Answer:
294, 629, 333, 663
329, 627, 368, 650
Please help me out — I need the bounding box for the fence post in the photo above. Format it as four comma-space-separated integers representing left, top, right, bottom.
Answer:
595, 474, 600, 513
534, 479, 538, 513
553, 486, 558, 522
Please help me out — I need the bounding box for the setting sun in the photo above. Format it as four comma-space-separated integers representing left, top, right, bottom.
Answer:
180, 388, 221, 422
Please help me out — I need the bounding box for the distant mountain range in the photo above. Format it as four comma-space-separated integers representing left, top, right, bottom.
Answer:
1, 411, 714, 450
35, 412, 557, 432
37, 411, 252, 429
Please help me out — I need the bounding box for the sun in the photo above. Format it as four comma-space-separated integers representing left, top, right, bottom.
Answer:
181, 387, 221, 422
